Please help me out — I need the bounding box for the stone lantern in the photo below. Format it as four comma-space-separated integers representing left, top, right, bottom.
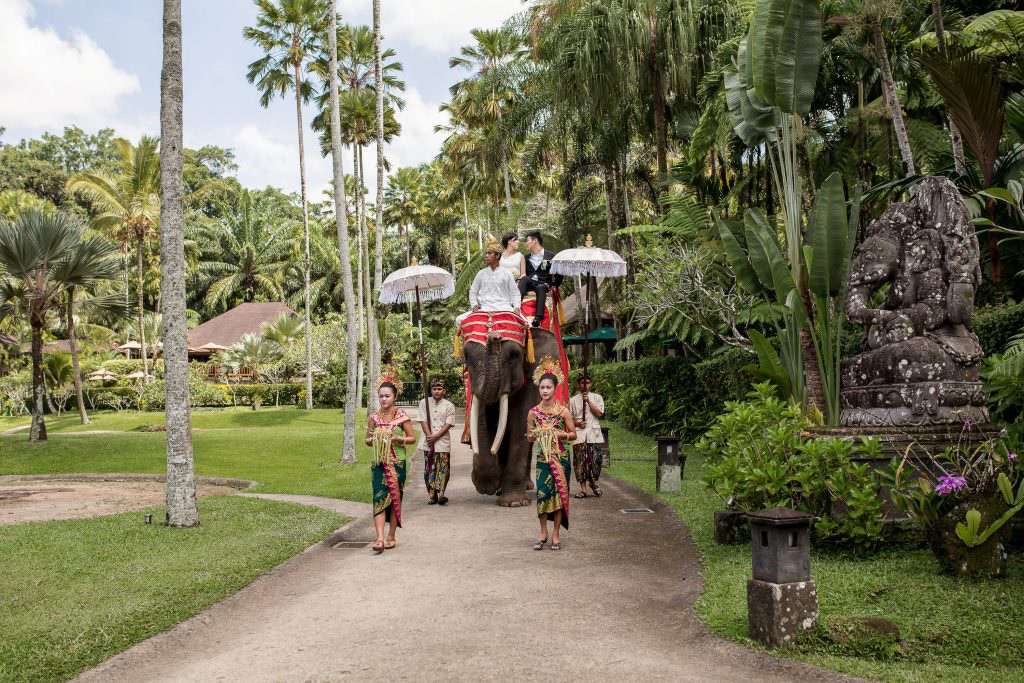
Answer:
656, 436, 682, 493
745, 507, 818, 647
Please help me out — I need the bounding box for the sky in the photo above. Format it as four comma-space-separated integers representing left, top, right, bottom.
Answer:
0, 0, 525, 197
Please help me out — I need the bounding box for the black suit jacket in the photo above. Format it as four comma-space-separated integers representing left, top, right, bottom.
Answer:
524, 249, 563, 287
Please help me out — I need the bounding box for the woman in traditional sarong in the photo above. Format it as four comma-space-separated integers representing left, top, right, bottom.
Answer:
365, 368, 416, 553
527, 356, 576, 551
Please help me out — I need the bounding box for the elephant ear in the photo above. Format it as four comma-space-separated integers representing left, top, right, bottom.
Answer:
527, 328, 560, 376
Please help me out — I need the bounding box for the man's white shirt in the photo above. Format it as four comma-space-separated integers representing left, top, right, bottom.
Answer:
469, 265, 521, 311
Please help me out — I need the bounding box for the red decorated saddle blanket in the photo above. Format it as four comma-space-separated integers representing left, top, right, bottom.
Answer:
458, 310, 528, 348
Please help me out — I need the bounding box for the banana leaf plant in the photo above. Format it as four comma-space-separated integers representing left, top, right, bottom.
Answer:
716, 171, 858, 425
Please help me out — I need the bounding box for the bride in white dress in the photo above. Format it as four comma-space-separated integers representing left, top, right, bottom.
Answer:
499, 232, 526, 281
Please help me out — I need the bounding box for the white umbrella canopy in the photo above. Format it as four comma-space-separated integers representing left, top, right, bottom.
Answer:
86, 369, 118, 381
379, 259, 455, 305
117, 340, 142, 350
195, 342, 229, 352
549, 234, 628, 278
123, 371, 149, 380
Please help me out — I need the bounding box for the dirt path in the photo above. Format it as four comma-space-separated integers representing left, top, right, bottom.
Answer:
0, 479, 241, 525
75, 436, 862, 683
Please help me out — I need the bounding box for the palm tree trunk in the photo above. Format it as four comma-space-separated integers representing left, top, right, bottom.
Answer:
359, 145, 379, 410
502, 159, 512, 215
29, 317, 47, 443
647, 14, 668, 193
462, 189, 470, 260
66, 295, 89, 425
137, 238, 150, 381
930, 0, 966, 175
873, 22, 916, 177
292, 53, 314, 411
373, 0, 386, 287
327, 0, 359, 464
160, 0, 198, 527
603, 162, 618, 244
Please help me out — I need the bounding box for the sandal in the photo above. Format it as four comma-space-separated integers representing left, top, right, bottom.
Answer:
592, 487, 603, 497
372, 541, 385, 554
574, 492, 587, 499
550, 542, 561, 551
533, 538, 548, 551
437, 496, 448, 506
383, 540, 397, 550
427, 497, 438, 505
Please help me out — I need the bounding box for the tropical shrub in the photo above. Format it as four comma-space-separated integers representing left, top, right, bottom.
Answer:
577, 348, 753, 441
974, 302, 1024, 355
697, 382, 888, 551
888, 430, 1022, 577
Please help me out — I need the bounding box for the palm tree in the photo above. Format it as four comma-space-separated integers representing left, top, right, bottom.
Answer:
222, 332, 282, 380
449, 28, 528, 215
0, 210, 117, 442
161, 0, 199, 527
261, 311, 303, 380
385, 167, 422, 265
68, 136, 161, 381
326, 0, 361, 462
60, 235, 125, 425
244, 0, 328, 411
195, 190, 290, 312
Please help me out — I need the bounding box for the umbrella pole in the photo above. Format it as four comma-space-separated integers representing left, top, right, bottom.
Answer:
581, 275, 591, 423
416, 285, 432, 435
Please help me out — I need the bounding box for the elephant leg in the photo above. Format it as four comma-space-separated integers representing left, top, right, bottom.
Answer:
471, 405, 502, 495
497, 391, 532, 507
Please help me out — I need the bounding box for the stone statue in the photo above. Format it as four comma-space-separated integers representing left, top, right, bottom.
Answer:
840, 176, 989, 427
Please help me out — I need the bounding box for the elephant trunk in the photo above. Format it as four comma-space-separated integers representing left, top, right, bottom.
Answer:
490, 393, 509, 455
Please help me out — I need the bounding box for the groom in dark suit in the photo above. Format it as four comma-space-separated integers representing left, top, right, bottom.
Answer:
518, 230, 562, 327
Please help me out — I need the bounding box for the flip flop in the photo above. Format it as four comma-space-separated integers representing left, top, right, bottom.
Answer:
533, 538, 548, 551
427, 497, 437, 505
550, 542, 561, 551
372, 541, 385, 554
383, 540, 397, 550
574, 492, 587, 499
437, 496, 449, 505
592, 488, 603, 497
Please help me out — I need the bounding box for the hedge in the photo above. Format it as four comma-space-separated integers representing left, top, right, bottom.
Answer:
576, 347, 753, 441
974, 302, 1024, 355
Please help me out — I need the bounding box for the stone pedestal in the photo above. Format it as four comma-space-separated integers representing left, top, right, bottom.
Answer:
656, 465, 680, 493
747, 579, 819, 647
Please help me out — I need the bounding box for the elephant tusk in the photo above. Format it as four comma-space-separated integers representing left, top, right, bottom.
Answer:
470, 396, 481, 457
491, 393, 509, 455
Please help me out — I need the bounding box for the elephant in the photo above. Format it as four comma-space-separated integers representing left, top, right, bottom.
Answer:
462, 326, 561, 507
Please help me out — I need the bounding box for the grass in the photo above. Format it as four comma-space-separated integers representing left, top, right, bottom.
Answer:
0, 496, 344, 682
0, 407, 376, 501
605, 421, 1024, 683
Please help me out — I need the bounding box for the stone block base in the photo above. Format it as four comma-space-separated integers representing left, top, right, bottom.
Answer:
747, 579, 818, 647
656, 465, 680, 493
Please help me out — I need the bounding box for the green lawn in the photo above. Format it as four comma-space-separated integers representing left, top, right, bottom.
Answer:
607, 422, 1024, 683
0, 407, 375, 501
0, 496, 344, 682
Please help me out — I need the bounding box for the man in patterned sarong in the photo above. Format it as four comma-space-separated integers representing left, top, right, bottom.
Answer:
569, 375, 604, 497
417, 378, 456, 505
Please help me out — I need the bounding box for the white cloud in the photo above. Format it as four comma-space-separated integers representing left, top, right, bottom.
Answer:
386, 86, 447, 171
339, 0, 523, 54
0, 0, 140, 130
231, 124, 334, 199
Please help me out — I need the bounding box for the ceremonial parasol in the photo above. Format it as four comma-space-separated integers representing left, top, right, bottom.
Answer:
86, 368, 118, 381
550, 235, 627, 417
379, 259, 456, 430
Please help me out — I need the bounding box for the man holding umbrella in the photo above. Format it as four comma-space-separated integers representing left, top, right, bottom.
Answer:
418, 378, 456, 505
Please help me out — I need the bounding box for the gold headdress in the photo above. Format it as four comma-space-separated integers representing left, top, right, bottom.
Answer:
532, 355, 564, 385
374, 366, 405, 394
484, 234, 502, 254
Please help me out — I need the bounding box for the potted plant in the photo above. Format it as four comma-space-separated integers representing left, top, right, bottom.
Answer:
889, 428, 1021, 578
